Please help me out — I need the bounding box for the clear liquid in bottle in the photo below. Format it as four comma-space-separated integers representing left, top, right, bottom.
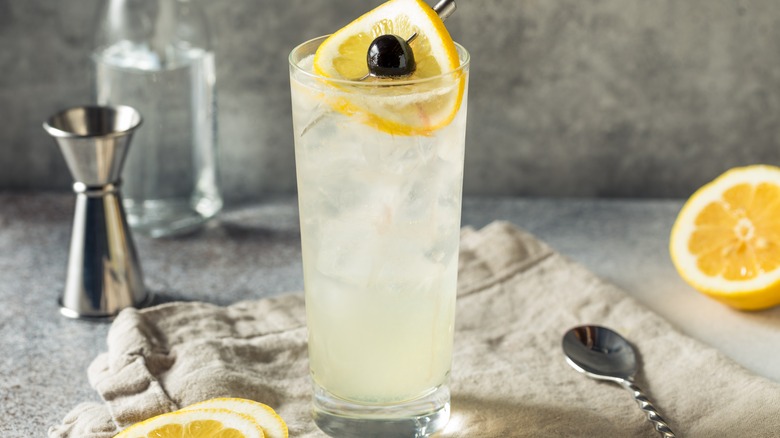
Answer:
92, 1, 222, 238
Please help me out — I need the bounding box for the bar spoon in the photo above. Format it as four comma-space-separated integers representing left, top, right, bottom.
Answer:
562, 325, 676, 437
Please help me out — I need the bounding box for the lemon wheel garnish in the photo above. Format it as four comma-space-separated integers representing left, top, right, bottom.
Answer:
181, 398, 288, 438
670, 165, 780, 310
113, 408, 264, 438
312, 0, 466, 136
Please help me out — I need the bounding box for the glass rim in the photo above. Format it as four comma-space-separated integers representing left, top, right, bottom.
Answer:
289, 35, 470, 87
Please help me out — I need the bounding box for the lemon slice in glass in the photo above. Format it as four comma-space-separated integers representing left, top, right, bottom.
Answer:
312, 0, 466, 136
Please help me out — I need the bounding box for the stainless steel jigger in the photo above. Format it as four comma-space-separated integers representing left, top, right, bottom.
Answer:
44, 105, 149, 319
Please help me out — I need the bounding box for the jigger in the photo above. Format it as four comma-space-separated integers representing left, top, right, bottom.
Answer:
44, 105, 149, 319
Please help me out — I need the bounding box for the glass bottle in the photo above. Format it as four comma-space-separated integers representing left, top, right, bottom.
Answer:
92, 0, 222, 237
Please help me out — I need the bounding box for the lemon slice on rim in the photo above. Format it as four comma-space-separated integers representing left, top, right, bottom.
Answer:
312, 0, 466, 136
114, 408, 264, 438
181, 398, 288, 438
670, 165, 780, 310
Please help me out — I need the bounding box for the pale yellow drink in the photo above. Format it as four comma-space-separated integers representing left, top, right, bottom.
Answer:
290, 33, 469, 432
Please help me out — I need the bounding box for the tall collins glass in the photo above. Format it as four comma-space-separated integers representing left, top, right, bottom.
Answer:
289, 35, 469, 437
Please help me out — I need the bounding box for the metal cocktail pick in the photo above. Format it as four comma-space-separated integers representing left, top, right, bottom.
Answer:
44, 105, 149, 319
433, 0, 457, 20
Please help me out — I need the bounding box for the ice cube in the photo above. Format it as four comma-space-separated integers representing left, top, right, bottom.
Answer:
315, 219, 381, 287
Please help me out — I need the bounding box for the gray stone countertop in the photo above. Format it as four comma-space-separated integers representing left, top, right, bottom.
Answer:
3, 193, 780, 435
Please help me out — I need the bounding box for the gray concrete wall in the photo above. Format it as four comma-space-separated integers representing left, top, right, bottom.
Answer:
2, 0, 779, 201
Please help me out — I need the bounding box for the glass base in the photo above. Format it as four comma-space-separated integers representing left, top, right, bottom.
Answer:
312, 382, 451, 438
124, 197, 222, 238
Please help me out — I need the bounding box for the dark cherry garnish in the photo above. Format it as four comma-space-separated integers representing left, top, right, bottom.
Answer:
367, 34, 416, 78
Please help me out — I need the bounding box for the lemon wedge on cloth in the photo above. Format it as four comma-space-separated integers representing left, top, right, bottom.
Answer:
114, 398, 288, 438
113, 408, 264, 438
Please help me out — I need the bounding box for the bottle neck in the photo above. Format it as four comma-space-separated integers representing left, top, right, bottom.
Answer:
149, 0, 178, 64
94, 0, 211, 56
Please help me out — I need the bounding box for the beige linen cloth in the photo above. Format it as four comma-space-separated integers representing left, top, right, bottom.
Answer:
50, 222, 780, 437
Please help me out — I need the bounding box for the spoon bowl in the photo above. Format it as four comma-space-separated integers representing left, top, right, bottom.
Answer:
562, 325, 676, 438
562, 325, 637, 381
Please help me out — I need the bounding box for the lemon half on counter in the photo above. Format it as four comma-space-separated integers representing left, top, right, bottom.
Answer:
670, 165, 780, 310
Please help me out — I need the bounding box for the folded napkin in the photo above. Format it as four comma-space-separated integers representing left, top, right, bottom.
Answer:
50, 222, 780, 437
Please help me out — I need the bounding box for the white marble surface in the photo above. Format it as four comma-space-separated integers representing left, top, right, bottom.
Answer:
2, 193, 779, 435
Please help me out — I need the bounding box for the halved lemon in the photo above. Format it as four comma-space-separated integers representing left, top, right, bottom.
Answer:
114, 408, 264, 438
181, 398, 288, 438
312, 0, 466, 136
670, 165, 780, 310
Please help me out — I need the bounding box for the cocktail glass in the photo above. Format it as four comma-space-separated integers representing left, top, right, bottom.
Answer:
289, 35, 469, 437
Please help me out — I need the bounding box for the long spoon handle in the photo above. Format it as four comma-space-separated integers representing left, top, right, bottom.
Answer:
620, 380, 676, 438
